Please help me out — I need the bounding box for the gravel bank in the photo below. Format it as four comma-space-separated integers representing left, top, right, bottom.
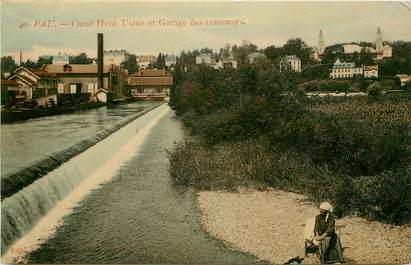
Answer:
196, 189, 410, 264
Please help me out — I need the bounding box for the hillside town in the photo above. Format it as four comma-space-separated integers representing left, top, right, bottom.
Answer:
1, 26, 410, 121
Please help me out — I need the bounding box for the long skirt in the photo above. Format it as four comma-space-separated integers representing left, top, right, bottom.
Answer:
319, 234, 344, 264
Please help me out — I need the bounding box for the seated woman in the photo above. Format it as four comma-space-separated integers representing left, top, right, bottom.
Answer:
314, 202, 345, 264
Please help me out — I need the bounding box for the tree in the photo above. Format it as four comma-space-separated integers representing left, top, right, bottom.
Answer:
70, 53, 93, 64
367, 81, 383, 98
300, 64, 329, 81
264, 45, 283, 62
154, 53, 166, 69
35, 56, 52, 68
323, 44, 345, 64
22, 59, 36, 68
282, 38, 313, 65
121, 54, 138, 74
1, 56, 18, 78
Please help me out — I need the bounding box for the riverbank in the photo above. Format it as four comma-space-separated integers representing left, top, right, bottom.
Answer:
196, 189, 411, 264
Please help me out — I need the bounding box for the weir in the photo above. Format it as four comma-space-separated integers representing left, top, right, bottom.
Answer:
1, 103, 165, 257
1, 102, 163, 199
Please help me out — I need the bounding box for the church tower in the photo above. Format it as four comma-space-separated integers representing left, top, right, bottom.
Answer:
318, 30, 325, 54
376, 26, 383, 52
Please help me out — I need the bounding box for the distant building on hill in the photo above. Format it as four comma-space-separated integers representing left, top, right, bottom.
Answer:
281, 55, 301, 73
395, 74, 411, 86
165, 55, 177, 67
375, 26, 392, 59
330, 59, 379, 79
330, 59, 363, 79
196, 53, 213, 65
363, 65, 379, 79
52, 54, 69, 65
104, 49, 129, 66
247, 52, 266, 64
137, 55, 156, 69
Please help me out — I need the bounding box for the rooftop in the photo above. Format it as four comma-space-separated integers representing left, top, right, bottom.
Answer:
43, 64, 111, 74
129, 69, 172, 86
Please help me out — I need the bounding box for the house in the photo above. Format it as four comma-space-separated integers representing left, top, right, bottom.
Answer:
330, 59, 363, 79
281, 55, 301, 73
52, 55, 70, 65
211, 58, 238, 70
165, 55, 177, 67
42, 64, 128, 101
1, 79, 21, 105
395, 74, 411, 86
137, 55, 156, 69
6, 66, 42, 99
128, 69, 172, 99
363, 65, 379, 79
247, 52, 266, 64
196, 53, 213, 65
104, 49, 128, 66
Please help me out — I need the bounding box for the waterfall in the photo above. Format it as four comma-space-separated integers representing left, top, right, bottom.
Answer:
1, 102, 163, 199
1, 103, 168, 258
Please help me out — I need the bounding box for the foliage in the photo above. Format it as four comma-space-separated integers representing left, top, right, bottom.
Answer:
153, 53, 166, 69
121, 54, 138, 74
169, 42, 411, 225
367, 81, 383, 98
69, 53, 93, 64
35, 56, 52, 68
1, 56, 18, 78
297, 80, 352, 92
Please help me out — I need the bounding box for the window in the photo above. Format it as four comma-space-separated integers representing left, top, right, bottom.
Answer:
58, 83, 64, 94
87, 83, 94, 94
70, 84, 77, 94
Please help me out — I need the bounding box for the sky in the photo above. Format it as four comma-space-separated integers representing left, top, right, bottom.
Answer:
1, 0, 411, 61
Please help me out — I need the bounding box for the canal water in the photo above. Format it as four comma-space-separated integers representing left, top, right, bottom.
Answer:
1, 101, 158, 178
2, 103, 258, 264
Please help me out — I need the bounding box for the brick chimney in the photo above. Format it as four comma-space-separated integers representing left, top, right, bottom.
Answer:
97, 33, 104, 90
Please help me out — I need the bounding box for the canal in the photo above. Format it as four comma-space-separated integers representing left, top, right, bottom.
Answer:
1, 101, 158, 178
1, 103, 258, 264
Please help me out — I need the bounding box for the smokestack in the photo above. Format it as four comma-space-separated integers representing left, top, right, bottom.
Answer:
97, 33, 104, 90
19, 51, 22, 66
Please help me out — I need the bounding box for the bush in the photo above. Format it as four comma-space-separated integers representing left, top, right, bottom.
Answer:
356, 167, 411, 225
169, 139, 410, 224
367, 81, 383, 98
297, 80, 351, 93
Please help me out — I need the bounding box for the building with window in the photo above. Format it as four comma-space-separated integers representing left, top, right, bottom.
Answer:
104, 49, 129, 66
196, 53, 213, 65
281, 55, 301, 73
137, 55, 157, 69
165, 55, 177, 67
42, 64, 128, 101
395, 74, 411, 87
128, 69, 172, 99
330, 59, 363, 79
363, 65, 379, 79
52, 55, 70, 65
6, 66, 43, 100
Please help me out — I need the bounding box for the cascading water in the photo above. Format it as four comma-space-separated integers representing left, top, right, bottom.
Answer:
1, 102, 162, 199
1, 102, 165, 257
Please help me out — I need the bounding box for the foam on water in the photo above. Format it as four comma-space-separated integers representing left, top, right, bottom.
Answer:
1, 104, 170, 263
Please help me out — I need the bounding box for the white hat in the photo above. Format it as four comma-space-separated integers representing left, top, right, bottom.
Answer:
319, 202, 333, 213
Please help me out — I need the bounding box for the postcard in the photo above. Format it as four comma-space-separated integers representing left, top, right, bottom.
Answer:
1, 1, 410, 264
